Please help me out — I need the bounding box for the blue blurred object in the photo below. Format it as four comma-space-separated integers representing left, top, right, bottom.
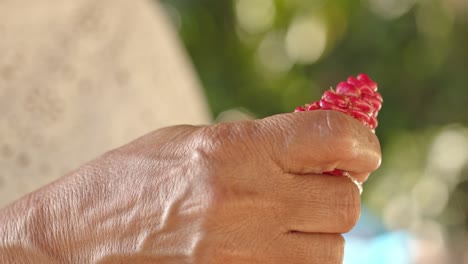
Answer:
343, 208, 412, 264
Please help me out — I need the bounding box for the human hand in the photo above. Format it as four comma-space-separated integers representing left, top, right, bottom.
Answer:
0, 111, 381, 264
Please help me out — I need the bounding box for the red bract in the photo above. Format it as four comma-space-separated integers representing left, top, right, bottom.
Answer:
295, 73, 383, 177
295, 73, 382, 131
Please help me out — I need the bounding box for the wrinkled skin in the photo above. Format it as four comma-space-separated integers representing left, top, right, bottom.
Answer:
0, 111, 381, 264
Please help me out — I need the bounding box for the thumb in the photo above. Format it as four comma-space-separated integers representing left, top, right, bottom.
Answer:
255, 110, 381, 183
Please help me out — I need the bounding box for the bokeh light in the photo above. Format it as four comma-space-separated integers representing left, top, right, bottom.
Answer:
427, 127, 468, 180
161, 0, 468, 262
411, 176, 449, 217
235, 0, 275, 34
285, 16, 327, 64
367, 0, 416, 19
257, 32, 293, 73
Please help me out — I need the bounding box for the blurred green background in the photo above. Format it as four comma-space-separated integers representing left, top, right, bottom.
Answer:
159, 0, 467, 262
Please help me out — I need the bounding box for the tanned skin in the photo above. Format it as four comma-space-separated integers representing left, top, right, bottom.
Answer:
0, 111, 381, 264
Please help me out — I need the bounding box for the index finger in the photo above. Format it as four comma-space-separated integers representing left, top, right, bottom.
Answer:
255, 110, 381, 183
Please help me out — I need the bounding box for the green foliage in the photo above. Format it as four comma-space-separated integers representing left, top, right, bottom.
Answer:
160, 0, 468, 249
162, 0, 467, 142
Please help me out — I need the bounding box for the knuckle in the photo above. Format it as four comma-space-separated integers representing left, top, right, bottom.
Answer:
336, 181, 361, 232
195, 123, 234, 157
196, 121, 259, 157
336, 135, 359, 156
368, 134, 383, 170
323, 110, 382, 171
330, 235, 345, 264
328, 233, 345, 252
316, 234, 345, 264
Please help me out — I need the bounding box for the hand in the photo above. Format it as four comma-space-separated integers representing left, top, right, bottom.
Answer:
0, 111, 381, 264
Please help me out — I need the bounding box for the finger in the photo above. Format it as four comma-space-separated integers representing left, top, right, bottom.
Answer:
199, 233, 344, 264
256, 110, 381, 183
267, 233, 345, 264
274, 173, 361, 234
